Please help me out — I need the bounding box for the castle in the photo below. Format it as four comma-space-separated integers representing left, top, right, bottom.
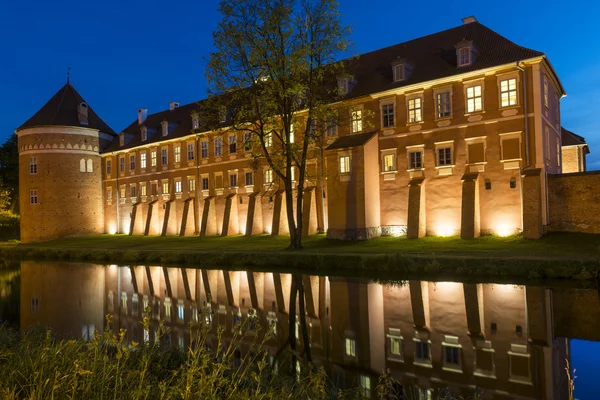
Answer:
16, 18, 592, 243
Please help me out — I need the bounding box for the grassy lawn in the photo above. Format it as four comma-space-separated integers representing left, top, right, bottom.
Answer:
12, 232, 600, 261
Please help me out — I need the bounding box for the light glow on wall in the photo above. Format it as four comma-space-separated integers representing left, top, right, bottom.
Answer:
436, 224, 455, 237
495, 223, 514, 237
108, 223, 117, 235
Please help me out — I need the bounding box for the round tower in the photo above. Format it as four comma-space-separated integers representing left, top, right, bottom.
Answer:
15, 81, 116, 243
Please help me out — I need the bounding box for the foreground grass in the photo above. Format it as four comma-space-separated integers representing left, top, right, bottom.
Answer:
2, 233, 600, 282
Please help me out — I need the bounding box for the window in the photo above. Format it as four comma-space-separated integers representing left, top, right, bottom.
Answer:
245, 171, 253, 186
351, 109, 363, 133
383, 153, 396, 172
265, 132, 273, 148
121, 293, 128, 315
151, 150, 157, 167
130, 155, 135, 171
201, 141, 209, 158
409, 150, 423, 169
151, 182, 158, 196
106, 160, 112, 175
215, 138, 223, 156
264, 169, 273, 184
408, 97, 423, 123
29, 157, 37, 174
174, 146, 181, 163
220, 106, 227, 124
119, 157, 125, 172
436, 91, 451, 118
130, 185, 137, 198
382, 103, 395, 128
458, 47, 470, 67
545, 126, 550, 161
188, 178, 196, 192
141, 127, 147, 142
467, 141, 485, 164
140, 153, 146, 169
229, 134, 237, 153
556, 136, 561, 167
466, 85, 483, 113
359, 375, 371, 399
415, 341, 430, 362
243, 132, 252, 151
339, 155, 350, 174
444, 346, 461, 367
229, 173, 237, 188
80, 158, 86, 173
388, 336, 403, 357
289, 124, 294, 144
338, 78, 349, 95
161, 149, 168, 165
345, 338, 356, 357
201, 177, 209, 191
132, 294, 139, 315
161, 121, 168, 137
326, 116, 338, 137
186, 143, 194, 161
192, 115, 199, 130
107, 187, 112, 201
544, 77, 549, 108
87, 159, 93, 173
437, 147, 452, 166
175, 180, 182, 193
162, 181, 169, 194
501, 136, 521, 160
178, 302, 185, 321
500, 78, 517, 108
164, 298, 171, 318
140, 183, 147, 196
29, 189, 38, 205
120, 185, 126, 199
119, 134, 124, 146
393, 63, 405, 82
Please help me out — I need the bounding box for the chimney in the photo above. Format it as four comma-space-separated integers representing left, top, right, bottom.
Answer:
169, 102, 180, 111
462, 16, 477, 24
138, 108, 148, 125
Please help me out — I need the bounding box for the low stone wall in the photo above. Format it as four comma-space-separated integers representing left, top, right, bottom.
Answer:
548, 171, 600, 233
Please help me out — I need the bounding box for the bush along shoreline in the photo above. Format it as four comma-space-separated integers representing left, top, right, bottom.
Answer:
0, 244, 599, 283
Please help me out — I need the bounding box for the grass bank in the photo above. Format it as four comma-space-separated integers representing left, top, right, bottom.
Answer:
2, 233, 600, 283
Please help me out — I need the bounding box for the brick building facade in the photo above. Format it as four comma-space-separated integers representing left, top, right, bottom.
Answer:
15, 17, 589, 243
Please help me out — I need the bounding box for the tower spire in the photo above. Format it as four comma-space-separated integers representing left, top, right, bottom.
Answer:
67, 66, 71, 84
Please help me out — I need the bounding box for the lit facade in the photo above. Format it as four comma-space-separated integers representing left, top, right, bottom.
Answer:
15, 17, 589, 243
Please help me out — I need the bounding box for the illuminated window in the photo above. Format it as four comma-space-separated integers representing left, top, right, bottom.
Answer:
345, 338, 356, 357
382, 103, 395, 128
290, 167, 295, 182
215, 137, 223, 156
229, 173, 238, 188
243, 132, 252, 151
339, 155, 351, 174
174, 146, 181, 163
130, 155, 135, 171
359, 375, 371, 398
383, 153, 396, 172
229, 134, 237, 153
437, 147, 452, 166
264, 169, 273, 184
409, 150, 423, 169
289, 124, 295, 143
175, 181, 182, 193
164, 298, 172, 319
408, 97, 422, 123
500, 78, 518, 107
120, 185, 126, 199
201, 141, 208, 158
265, 132, 273, 148
245, 171, 253, 186
177, 301, 185, 321
140, 153, 146, 169
187, 143, 195, 161
387, 329, 403, 359
351, 109, 363, 133
161, 149, 168, 165
393, 63, 405, 82
162, 181, 169, 194
119, 157, 125, 172
80, 158, 86, 173
106, 159, 112, 175
29, 189, 38, 205
87, 159, 93, 173
151, 150, 157, 167
188, 178, 196, 192
201, 177, 209, 191
544, 77, 549, 108
466, 85, 483, 113
140, 183, 147, 196
436, 91, 451, 118
121, 293, 128, 315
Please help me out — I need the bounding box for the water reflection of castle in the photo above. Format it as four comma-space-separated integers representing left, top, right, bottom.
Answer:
20, 262, 598, 399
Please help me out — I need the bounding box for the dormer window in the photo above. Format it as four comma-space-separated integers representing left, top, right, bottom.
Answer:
338, 78, 349, 95
456, 40, 477, 67
161, 120, 168, 137
119, 133, 125, 147
192, 114, 200, 130
219, 106, 227, 124
78, 102, 89, 125
393, 63, 405, 82
141, 126, 147, 142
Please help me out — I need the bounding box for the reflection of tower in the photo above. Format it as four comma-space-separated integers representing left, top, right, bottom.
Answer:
15, 81, 116, 243
20, 261, 105, 340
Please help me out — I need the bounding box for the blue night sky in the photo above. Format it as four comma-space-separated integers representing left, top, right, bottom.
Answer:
2, 1, 599, 167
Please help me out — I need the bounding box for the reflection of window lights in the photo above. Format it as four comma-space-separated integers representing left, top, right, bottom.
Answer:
164, 298, 172, 319
177, 301, 185, 321
345, 338, 356, 357
121, 292, 128, 316
387, 328, 403, 360
359, 375, 371, 398
267, 311, 278, 336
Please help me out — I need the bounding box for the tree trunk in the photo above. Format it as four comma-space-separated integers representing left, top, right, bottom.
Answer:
287, 274, 298, 374
298, 274, 312, 363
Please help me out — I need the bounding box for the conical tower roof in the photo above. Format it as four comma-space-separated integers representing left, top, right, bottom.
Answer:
17, 82, 116, 135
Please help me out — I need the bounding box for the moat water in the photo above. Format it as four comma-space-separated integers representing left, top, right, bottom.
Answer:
1, 261, 599, 399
